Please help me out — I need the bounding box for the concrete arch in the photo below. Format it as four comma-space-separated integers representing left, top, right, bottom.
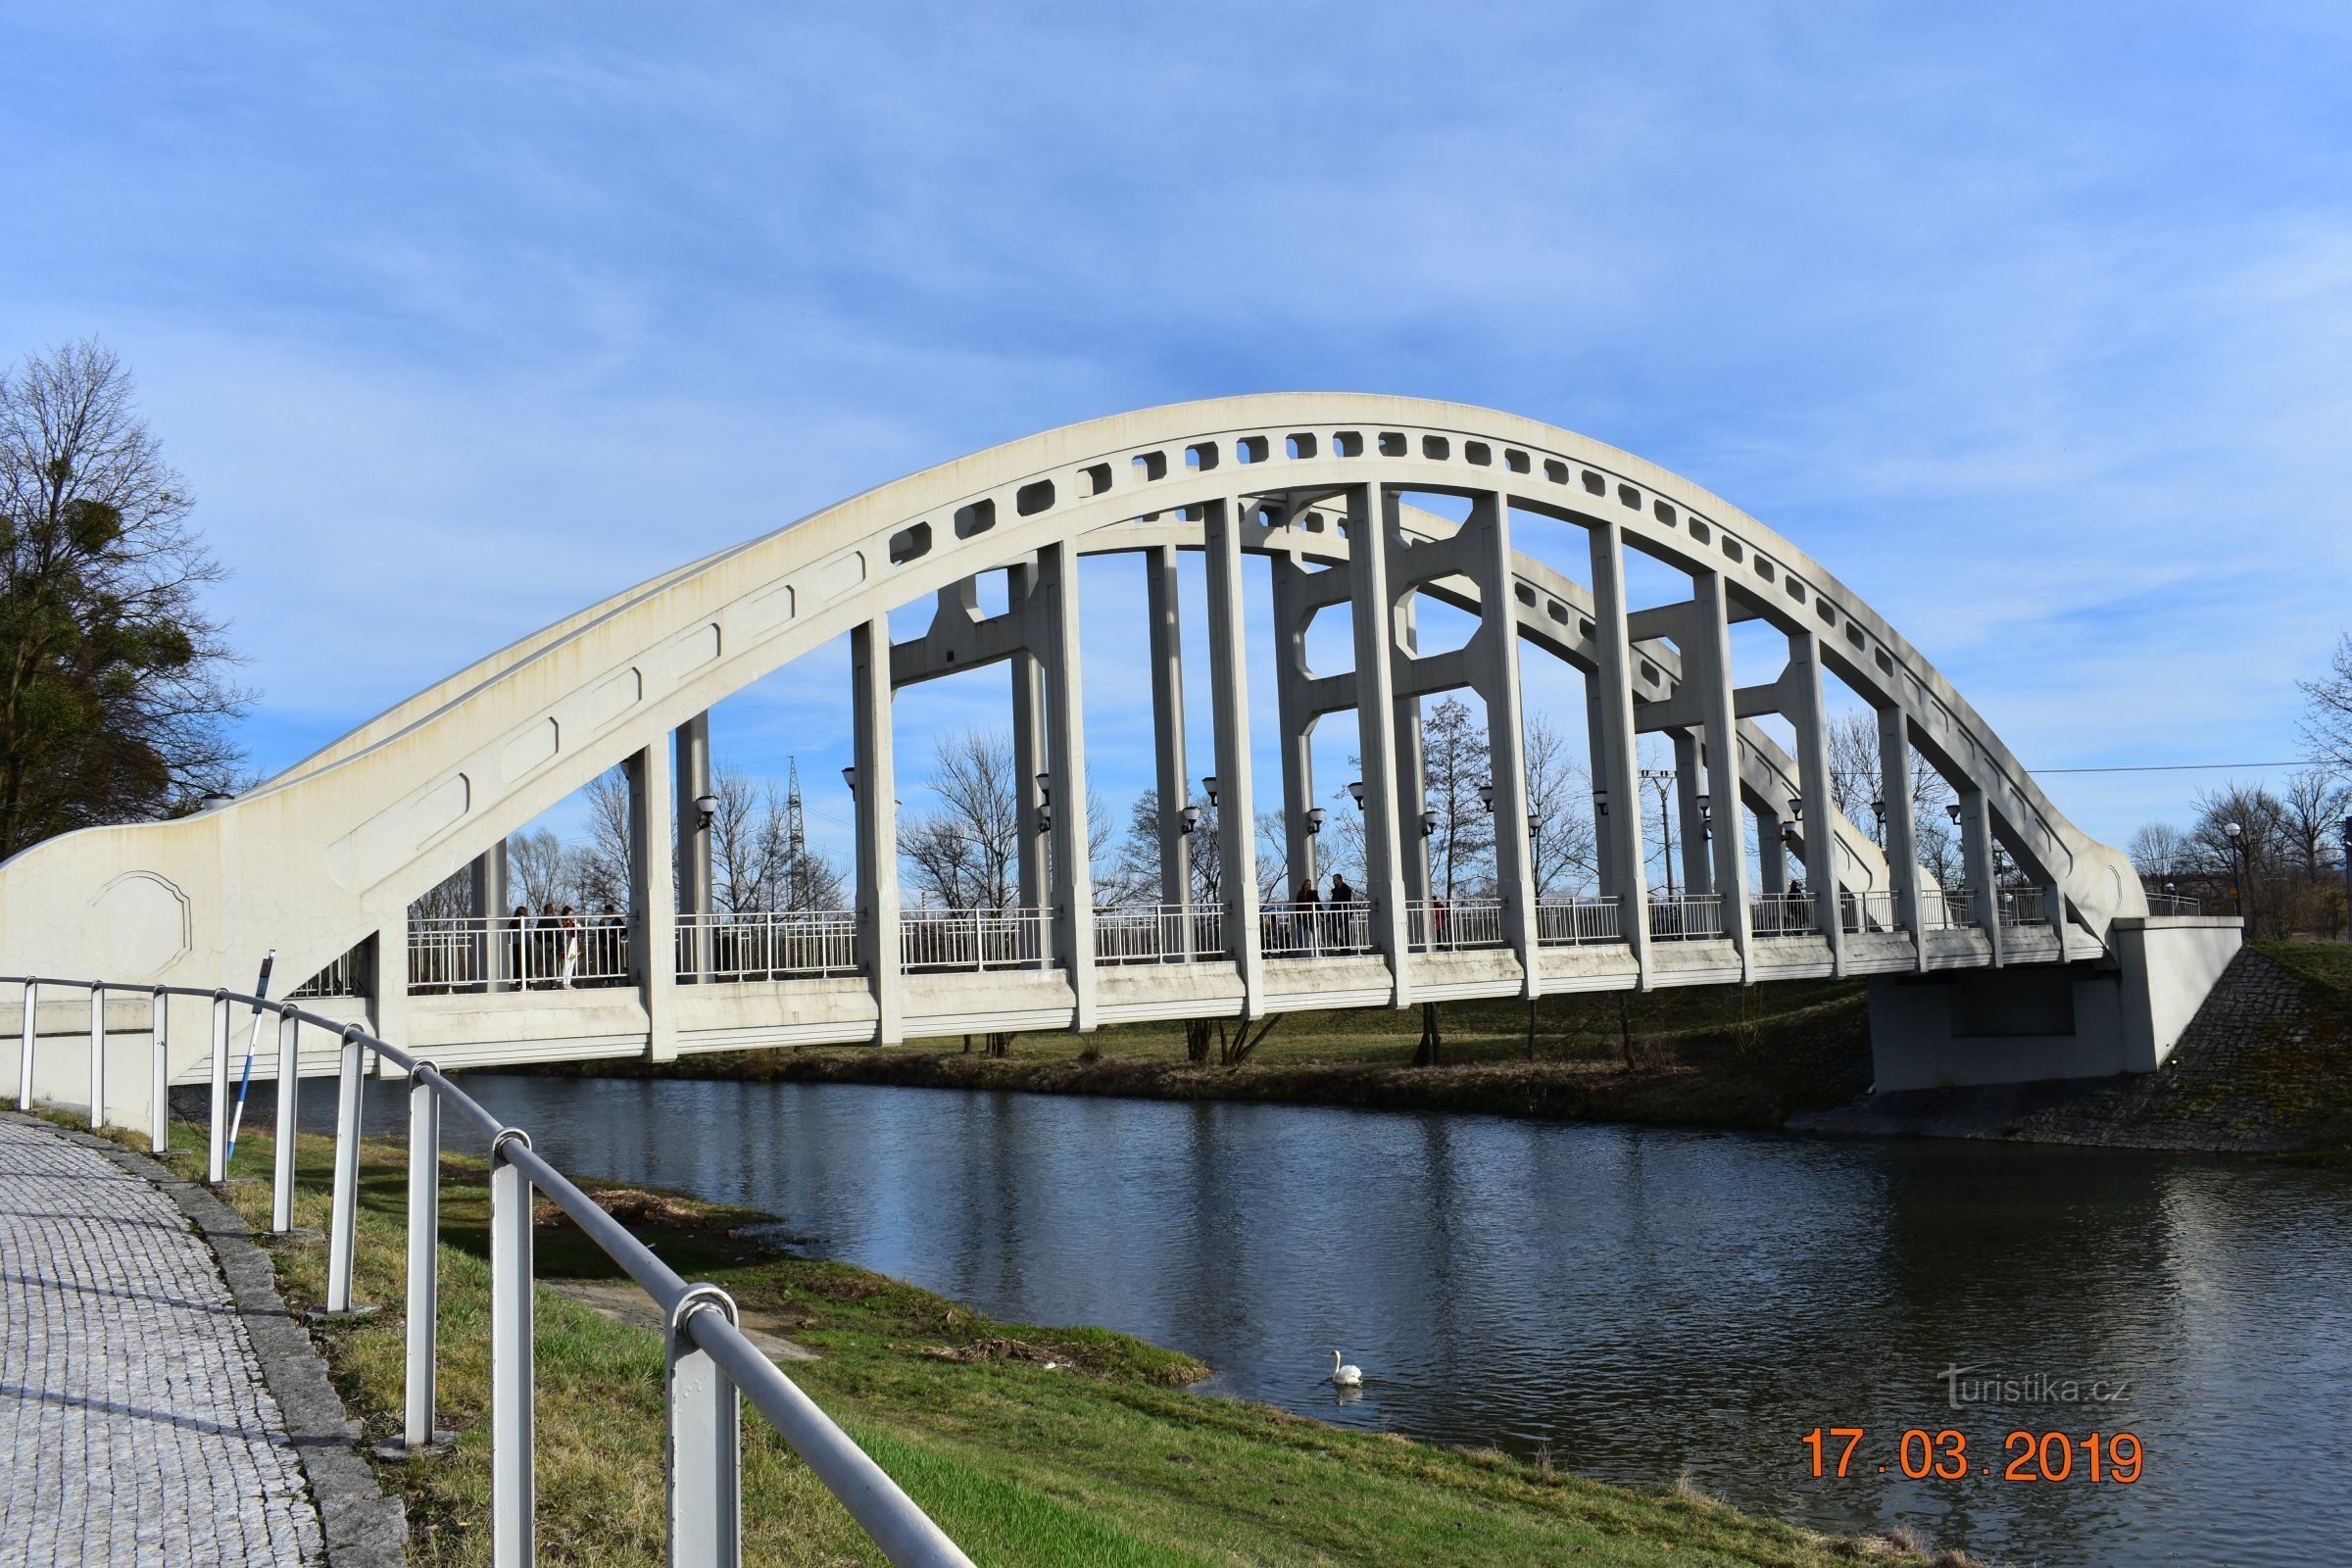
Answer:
0, 393, 2136, 1004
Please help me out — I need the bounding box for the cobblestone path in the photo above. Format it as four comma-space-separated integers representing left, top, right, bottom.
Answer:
0, 1115, 325, 1566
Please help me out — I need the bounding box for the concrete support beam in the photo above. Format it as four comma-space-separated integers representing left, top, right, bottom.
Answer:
1039, 540, 1098, 1029
1348, 484, 1411, 1006
1586, 694, 1617, 896
1959, 785, 2004, 966
1269, 552, 1320, 893
1470, 494, 1538, 999
1009, 560, 1050, 962
1587, 515, 1652, 980
1756, 804, 1788, 895
1878, 706, 1930, 973
627, 740, 678, 1061
674, 710, 711, 984
1672, 731, 1710, 897
469, 842, 508, 993
851, 618, 904, 1044
1145, 544, 1190, 913
1785, 627, 1847, 976
1692, 571, 1753, 977
1394, 596, 1430, 906
370, 917, 409, 1055
1203, 499, 1264, 1014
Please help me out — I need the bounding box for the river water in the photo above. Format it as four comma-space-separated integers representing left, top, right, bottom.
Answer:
334, 1074, 2352, 1566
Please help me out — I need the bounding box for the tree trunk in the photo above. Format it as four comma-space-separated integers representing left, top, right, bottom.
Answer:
1413, 1001, 1443, 1066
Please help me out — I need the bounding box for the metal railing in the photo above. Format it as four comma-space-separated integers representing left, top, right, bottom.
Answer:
1845, 890, 1900, 934
2146, 893, 2204, 915
410, 916, 633, 994
1997, 888, 2050, 928
5, 971, 972, 1568
1534, 896, 1621, 946
1645, 894, 1724, 942
1261, 900, 1375, 957
1750, 892, 1817, 937
288, 947, 367, 999
1091, 905, 1224, 963
900, 906, 1046, 972
676, 910, 859, 981
1930, 889, 1976, 930
1405, 898, 1506, 952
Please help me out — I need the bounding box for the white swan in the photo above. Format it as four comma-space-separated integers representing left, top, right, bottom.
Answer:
1330, 1350, 1362, 1388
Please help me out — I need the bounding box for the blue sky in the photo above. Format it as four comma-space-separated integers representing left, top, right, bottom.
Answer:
5, 2, 2349, 864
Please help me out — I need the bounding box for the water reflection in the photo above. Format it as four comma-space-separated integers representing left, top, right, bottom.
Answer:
313, 1073, 2352, 1567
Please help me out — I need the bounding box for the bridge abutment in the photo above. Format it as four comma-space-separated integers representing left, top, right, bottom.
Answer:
1866, 917, 2242, 1092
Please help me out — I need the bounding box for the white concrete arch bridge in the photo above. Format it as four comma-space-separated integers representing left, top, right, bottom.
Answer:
0, 395, 2238, 1128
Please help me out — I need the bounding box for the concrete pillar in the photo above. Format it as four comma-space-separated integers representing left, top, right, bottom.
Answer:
851, 618, 904, 1043
1959, 785, 2004, 965
674, 710, 712, 983
1269, 553, 1319, 893
1348, 483, 1410, 1004
1394, 597, 1430, 907
1587, 515, 1652, 978
370, 916, 410, 1057
1039, 541, 1098, 1029
1692, 571, 1752, 977
1146, 545, 1190, 913
1877, 706, 1930, 973
1470, 494, 1538, 999
1672, 731, 1710, 897
1203, 498, 1264, 1013
1585, 692, 1616, 896
469, 842, 509, 992
1757, 805, 1788, 896
628, 740, 678, 1061
1786, 627, 1847, 976
1009, 560, 1050, 960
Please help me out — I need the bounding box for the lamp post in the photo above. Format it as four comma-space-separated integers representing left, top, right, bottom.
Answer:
2224, 820, 2243, 925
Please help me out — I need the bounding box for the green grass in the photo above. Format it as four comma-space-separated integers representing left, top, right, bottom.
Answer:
76, 1112, 1962, 1566
2253, 939, 2352, 998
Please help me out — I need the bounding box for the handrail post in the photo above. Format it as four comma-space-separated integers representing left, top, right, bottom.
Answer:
490, 1127, 537, 1568
150, 988, 171, 1154
325, 1026, 366, 1313
19, 979, 36, 1112
402, 1065, 445, 1450
667, 1286, 743, 1568
208, 992, 229, 1182
272, 1005, 301, 1233
87, 983, 106, 1131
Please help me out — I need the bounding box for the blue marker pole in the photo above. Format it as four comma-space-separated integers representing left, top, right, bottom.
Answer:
221, 951, 276, 1165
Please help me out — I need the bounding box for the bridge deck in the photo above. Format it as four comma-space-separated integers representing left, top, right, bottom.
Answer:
0, 1115, 325, 1566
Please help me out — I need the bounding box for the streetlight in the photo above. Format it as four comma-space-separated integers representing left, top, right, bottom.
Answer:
1694, 792, 1712, 844
2225, 820, 2244, 921
1478, 780, 1494, 811
841, 766, 857, 795
1305, 807, 1326, 834
200, 789, 234, 810
1201, 775, 1219, 808
1347, 780, 1365, 808
694, 793, 718, 831
1420, 808, 1438, 838
1179, 805, 1202, 836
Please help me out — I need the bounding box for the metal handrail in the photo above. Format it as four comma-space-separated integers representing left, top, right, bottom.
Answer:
5, 971, 972, 1568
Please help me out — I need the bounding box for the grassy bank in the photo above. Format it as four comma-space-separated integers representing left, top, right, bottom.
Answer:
85, 1114, 1962, 1566
545, 977, 1874, 1132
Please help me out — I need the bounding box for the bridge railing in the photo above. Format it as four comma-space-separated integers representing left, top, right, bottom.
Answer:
1645, 894, 1724, 942
1091, 904, 1224, 963
1749, 892, 1816, 937
410, 915, 633, 994
676, 910, 860, 982
1930, 889, 1976, 929
2146, 893, 2204, 915
1846, 890, 1901, 935
1261, 900, 1375, 958
1404, 899, 1506, 952
900, 906, 1046, 972
1534, 896, 1621, 946
5, 972, 973, 1568
1996, 888, 2049, 928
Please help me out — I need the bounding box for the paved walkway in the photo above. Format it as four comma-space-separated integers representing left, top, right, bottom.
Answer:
0, 1115, 326, 1566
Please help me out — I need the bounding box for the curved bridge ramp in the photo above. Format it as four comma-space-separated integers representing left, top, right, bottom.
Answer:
0, 394, 2226, 1099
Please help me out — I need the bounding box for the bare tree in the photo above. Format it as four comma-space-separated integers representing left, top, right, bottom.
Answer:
506, 829, 573, 911
900, 728, 1020, 910
2298, 633, 2352, 777
2129, 822, 2191, 883
407, 866, 470, 921
0, 339, 251, 855
1523, 712, 1595, 896
1423, 695, 1494, 898
573, 766, 634, 911
2278, 768, 2350, 879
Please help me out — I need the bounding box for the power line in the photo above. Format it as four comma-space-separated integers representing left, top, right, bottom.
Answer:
2030, 761, 2316, 775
